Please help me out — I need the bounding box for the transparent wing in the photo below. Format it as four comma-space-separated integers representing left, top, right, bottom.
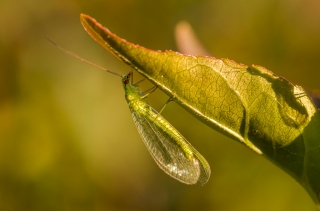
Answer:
130, 104, 211, 185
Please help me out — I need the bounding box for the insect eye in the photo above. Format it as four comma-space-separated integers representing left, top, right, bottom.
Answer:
123, 74, 131, 84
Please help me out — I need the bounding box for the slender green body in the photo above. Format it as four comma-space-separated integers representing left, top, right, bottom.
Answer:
122, 72, 210, 185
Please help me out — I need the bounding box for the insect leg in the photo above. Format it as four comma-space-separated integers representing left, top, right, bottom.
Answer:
158, 96, 175, 115
133, 78, 145, 86
129, 70, 146, 86
141, 85, 158, 99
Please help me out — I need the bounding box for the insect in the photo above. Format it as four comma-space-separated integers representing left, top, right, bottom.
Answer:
46, 38, 211, 185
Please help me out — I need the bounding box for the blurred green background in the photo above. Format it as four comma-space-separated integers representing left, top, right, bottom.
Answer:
1, 0, 319, 210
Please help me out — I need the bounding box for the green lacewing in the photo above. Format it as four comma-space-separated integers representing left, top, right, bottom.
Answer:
47, 33, 211, 185
121, 72, 211, 185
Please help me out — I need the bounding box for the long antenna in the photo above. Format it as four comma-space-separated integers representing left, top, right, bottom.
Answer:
45, 37, 122, 77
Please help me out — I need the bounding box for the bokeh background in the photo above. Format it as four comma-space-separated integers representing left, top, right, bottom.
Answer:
1, 0, 320, 210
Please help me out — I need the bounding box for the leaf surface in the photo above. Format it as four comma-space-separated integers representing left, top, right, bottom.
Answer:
80, 14, 320, 205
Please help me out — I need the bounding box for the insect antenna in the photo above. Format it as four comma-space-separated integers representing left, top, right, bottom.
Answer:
45, 37, 122, 77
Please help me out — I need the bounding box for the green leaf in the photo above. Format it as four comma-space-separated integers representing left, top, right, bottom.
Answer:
80, 14, 320, 206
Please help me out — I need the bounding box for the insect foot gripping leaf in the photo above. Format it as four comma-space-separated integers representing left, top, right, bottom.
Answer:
80, 14, 320, 205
